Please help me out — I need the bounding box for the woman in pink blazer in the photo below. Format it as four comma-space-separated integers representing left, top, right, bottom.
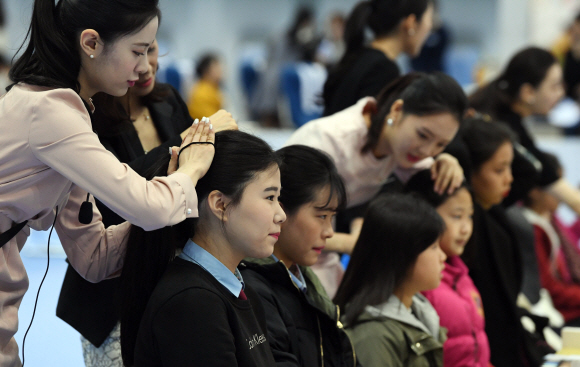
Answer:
0, 1, 230, 365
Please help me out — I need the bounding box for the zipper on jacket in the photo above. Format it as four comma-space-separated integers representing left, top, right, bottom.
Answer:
316, 316, 325, 367
336, 305, 357, 366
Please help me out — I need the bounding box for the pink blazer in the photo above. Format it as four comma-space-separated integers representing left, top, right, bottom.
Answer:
0, 83, 199, 366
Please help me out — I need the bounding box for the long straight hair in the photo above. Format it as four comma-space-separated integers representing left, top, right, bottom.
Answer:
8, 0, 160, 93
119, 130, 281, 366
323, 0, 431, 104
333, 193, 444, 326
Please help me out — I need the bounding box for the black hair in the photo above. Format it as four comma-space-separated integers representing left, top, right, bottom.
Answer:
523, 152, 562, 207
195, 53, 219, 79
287, 6, 315, 46
120, 130, 280, 365
469, 47, 557, 118
405, 169, 469, 208
277, 145, 346, 216
8, 0, 161, 93
333, 193, 445, 326
460, 116, 516, 174
362, 72, 468, 153
323, 0, 431, 103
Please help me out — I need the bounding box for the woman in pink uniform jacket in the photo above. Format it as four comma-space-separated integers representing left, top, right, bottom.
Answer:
0, 1, 227, 365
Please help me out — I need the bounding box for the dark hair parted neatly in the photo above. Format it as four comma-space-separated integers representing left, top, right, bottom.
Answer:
460, 117, 516, 173
333, 193, 445, 326
120, 130, 280, 365
405, 169, 470, 208
323, 0, 431, 102
469, 47, 557, 117
277, 145, 346, 215
8, 0, 161, 93
362, 72, 468, 153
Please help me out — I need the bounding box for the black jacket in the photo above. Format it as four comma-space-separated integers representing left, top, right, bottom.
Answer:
56, 84, 193, 346
323, 47, 400, 116
135, 258, 276, 367
240, 257, 358, 367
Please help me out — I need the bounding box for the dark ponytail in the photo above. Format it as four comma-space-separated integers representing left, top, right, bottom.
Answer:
469, 47, 557, 118
120, 130, 280, 366
342, 1, 373, 55
9, 0, 160, 93
362, 72, 468, 153
277, 145, 346, 215
324, 0, 431, 104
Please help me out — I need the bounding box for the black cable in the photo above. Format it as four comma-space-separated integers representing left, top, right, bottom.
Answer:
21, 206, 58, 367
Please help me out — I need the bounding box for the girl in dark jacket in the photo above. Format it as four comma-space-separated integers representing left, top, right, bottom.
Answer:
241, 145, 358, 366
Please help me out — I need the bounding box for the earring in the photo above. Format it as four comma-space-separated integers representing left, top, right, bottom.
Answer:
89, 54, 94, 59
387, 118, 394, 127
408, 29, 415, 36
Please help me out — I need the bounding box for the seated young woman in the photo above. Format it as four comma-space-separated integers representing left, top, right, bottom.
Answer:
119, 130, 286, 367
405, 170, 490, 367
240, 145, 358, 366
334, 193, 447, 367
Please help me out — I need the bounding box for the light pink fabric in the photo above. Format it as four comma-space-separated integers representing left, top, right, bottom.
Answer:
285, 97, 433, 208
0, 84, 199, 366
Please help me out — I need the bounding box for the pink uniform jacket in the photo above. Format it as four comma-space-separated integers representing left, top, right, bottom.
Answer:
423, 256, 491, 367
0, 84, 199, 366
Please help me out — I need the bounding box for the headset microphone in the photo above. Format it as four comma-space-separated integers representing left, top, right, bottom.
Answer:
78, 193, 93, 224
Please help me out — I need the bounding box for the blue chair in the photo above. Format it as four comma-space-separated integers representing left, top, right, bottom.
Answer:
280, 63, 325, 127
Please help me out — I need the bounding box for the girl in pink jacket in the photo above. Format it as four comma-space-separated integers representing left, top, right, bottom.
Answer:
406, 170, 491, 367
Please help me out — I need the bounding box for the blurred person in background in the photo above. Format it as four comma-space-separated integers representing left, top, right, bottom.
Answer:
251, 6, 317, 127
410, 0, 449, 73
322, 0, 434, 116
317, 12, 346, 68
469, 47, 580, 221
187, 53, 224, 121
563, 13, 580, 103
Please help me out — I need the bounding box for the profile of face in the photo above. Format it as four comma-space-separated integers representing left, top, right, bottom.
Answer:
131, 39, 159, 97
84, 16, 159, 97
528, 187, 561, 215
525, 63, 565, 116
436, 188, 474, 258
206, 60, 224, 85
407, 239, 447, 292
385, 104, 459, 169
470, 141, 514, 209
404, 3, 435, 56
275, 185, 337, 267
223, 165, 287, 260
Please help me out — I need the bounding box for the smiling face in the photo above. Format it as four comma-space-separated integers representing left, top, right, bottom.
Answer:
131, 39, 159, 97
436, 187, 474, 257
385, 112, 459, 169
225, 165, 287, 260
82, 17, 159, 97
471, 141, 514, 209
274, 185, 338, 268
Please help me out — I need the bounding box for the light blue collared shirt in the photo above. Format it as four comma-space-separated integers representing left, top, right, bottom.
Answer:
179, 239, 245, 297
271, 254, 307, 293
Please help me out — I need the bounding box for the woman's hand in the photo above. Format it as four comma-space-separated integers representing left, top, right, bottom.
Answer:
180, 110, 237, 140
169, 118, 215, 185
431, 153, 464, 195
